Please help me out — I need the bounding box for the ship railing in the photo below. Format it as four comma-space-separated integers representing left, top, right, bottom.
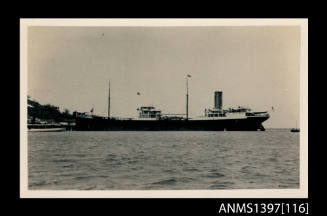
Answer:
226, 112, 247, 117
161, 114, 185, 116
114, 117, 134, 120
252, 112, 270, 117
161, 116, 185, 120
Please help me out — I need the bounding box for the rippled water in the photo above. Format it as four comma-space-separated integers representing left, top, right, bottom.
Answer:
28, 130, 299, 190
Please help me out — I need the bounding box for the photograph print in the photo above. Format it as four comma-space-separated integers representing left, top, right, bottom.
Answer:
20, 19, 308, 198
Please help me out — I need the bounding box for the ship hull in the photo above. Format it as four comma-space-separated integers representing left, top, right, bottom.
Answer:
74, 116, 269, 131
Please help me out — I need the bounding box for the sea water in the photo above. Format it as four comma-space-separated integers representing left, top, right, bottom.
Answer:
28, 130, 299, 190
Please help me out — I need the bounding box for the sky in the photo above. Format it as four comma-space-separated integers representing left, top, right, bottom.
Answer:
27, 26, 301, 128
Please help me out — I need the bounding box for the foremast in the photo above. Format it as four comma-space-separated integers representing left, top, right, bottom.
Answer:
108, 80, 111, 118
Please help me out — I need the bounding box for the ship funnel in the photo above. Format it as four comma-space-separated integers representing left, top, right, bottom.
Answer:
214, 91, 223, 110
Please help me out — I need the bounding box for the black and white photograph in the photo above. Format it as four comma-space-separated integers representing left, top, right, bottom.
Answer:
20, 19, 308, 198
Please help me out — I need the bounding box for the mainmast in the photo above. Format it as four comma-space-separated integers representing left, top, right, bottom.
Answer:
108, 80, 111, 118
186, 74, 191, 120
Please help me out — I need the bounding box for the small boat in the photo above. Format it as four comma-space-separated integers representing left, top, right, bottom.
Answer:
290, 128, 300, 132
28, 124, 66, 132
290, 120, 300, 132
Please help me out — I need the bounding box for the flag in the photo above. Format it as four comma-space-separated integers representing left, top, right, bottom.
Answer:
187, 74, 192, 78
137, 92, 140, 95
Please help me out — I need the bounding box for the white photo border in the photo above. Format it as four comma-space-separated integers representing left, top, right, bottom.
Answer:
20, 18, 308, 198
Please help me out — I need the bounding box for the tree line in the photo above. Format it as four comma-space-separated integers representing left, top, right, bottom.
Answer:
28, 96, 74, 122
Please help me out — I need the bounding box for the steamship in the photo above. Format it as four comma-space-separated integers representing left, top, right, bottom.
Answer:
74, 79, 269, 131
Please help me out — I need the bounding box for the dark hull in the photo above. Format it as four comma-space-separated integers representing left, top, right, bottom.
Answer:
75, 116, 269, 131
